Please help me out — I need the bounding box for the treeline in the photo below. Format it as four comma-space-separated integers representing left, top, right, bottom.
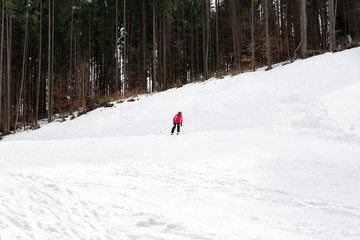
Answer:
0, 0, 359, 135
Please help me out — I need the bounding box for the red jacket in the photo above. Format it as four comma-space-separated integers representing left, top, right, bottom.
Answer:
173, 114, 183, 125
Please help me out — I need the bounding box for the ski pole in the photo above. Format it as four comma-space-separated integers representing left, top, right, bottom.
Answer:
181, 125, 185, 134
160, 125, 172, 133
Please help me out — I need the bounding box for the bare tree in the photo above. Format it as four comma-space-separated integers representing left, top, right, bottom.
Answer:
229, 0, 241, 70
123, 0, 127, 95
5, 4, 12, 134
0, 0, 5, 131
299, 0, 308, 58
70, 0, 74, 97
47, 0, 53, 121
264, 0, 272, 70
163, 13, 167, 89
35, 0, 43, 124
251, 0, 255, 71
51, 0, 55, 111
152, 0, 157, 92
182, 0, 187, 83
285, 0, 291, 59
190, 1, 194, 81
215, 0, 219, 70
15, 0, 30, 133
142, 0, 146, 92
203, 0, 210, 77
115, 0, 119, 94
328, 0, 336, 52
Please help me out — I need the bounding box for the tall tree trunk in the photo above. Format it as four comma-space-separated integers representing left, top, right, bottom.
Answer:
35, 0, 42, 124
51, 0, 54, 110
47, 0, 52, 121
115, 0, 119, 94
342, 0, 347, 36
182, 0, 187, 83
190, 2, 194, 82
251, 0, 255, 71
196, 11, 199, 80
0, 0, 4, 132
215, 0, 219, 71
152, 0, 156, 93
70, 0, 74, 99
203, 0, 210, 78
74, 32, 78, 102
88, 2, 91, 95
319, 0, 327, 50
329, 0, 336, 52
285, 0, 291, 59
275, 0, 281, 60
142, 0, 146, 92
300, 0, 308, 58
229, 0, 241, 70
123, 0, 127, 95
15, 0, 30, 133
5, 6, 12, 134
163, 13, 167, 90
265, 0, 272, 70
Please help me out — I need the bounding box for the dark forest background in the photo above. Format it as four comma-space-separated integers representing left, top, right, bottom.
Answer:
0, 0, 359, 135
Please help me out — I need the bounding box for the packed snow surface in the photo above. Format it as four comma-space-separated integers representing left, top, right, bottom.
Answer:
1, 48, 360, 240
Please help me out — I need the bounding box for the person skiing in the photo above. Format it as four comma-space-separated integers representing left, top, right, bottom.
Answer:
171, 111, 183, 135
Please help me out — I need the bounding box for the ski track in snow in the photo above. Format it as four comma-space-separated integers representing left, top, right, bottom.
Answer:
1, 48, 360, 240
1, 130, 360, 240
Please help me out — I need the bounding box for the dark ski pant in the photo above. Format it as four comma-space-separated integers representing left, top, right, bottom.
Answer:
171, 123, 181, 134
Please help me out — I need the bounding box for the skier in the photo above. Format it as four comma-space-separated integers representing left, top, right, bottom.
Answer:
171, 111, 183, 135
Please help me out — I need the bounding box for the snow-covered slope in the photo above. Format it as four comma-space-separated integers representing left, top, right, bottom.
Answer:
4, 47, 360, 141
1, 48, 360, 240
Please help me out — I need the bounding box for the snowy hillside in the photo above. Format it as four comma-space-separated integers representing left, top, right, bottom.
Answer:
1, 48, 360, 240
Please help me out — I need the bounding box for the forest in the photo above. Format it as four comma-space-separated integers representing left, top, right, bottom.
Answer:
0, 0, 359, 135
